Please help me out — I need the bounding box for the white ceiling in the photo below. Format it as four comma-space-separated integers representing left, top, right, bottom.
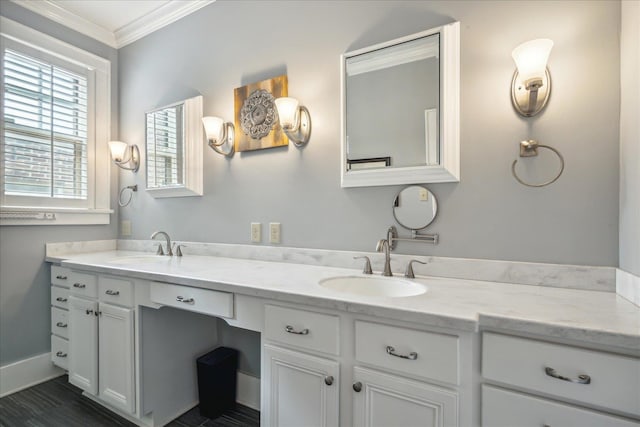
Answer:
10, 0, 215, 48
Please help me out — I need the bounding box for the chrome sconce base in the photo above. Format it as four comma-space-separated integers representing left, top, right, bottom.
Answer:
282, 105, 312, 146
511, 68, 551, 117
208, 123, 235, 157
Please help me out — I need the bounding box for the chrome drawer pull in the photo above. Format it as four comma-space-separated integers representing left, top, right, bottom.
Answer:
56, 351, 67, 358
73, 283, 86, 289
285, 325, 309, 335
544, 367, 591, 385
56, 322, 67, 328
324, 376, 334, 386
176, 296, 195, 305
386, 346, 418, 360
55, 275, 67, 280
105, 289, 120, 296
56, 297, 68, 302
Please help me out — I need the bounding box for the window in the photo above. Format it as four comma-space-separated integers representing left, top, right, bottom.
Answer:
0, 17, 111, 225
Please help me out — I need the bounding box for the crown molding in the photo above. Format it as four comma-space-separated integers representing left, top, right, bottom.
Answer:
9, 0, 215, 49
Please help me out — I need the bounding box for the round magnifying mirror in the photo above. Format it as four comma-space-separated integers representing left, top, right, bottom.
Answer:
392, 185, 438, 230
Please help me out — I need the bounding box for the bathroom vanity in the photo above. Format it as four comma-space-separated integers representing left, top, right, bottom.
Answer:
46, 243, 640, 427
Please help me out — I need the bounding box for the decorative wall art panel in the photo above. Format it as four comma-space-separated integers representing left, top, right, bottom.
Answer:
234, 75, 288, 152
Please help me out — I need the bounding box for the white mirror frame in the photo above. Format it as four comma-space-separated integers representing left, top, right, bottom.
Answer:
145, 95, 203, 198
340, 22, 460, 188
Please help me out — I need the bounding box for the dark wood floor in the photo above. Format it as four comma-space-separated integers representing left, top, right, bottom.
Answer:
0, 375, 259, 427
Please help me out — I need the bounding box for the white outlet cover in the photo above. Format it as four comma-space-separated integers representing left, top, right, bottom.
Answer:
269, 222, 281, 244
251, 222, 261, 243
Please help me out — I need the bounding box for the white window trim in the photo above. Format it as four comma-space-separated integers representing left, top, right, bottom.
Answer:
0, 17, 112, 226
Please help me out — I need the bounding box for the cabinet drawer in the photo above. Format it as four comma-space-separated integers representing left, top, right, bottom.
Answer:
149, 282, 233, 318
69, 272, 97, 298
51, 307, 69, 339
51, 266, 71, 288
355, 320, 459, 385
482, 385, 639, 427
482, 332, 640, 416
51, 335, 69, 370
99, 276, 134, 307
51, 286, 69, 309
264, 305, 340, 356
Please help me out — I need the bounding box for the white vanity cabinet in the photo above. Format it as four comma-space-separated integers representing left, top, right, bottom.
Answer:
68, 271, 136, 414
481, 332, 640, 426
50, 265, 71, 369
262, 305, 341, 427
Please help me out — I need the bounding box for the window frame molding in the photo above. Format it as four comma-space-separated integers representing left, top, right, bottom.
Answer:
0, 16, 112, 226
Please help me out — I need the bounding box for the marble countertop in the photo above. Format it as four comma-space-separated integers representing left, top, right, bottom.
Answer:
50, 250, 640, 353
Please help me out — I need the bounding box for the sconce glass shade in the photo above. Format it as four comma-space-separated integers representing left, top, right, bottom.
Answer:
274, 97, 311, 146
108, 140, 140, 172
108, 140, 128, 162
202, 116, 234, 156
202, 116, 224, 142
511, 39, 553, 89
274, 97, 300, 131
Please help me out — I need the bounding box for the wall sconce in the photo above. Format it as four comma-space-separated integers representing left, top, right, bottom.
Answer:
274, 97, 311, 146
108, 140, 139, 172
511, 38, 553, 117
202, 116, 234, 156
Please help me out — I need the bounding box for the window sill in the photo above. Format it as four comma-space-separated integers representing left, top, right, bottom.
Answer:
0, 207, 113, 226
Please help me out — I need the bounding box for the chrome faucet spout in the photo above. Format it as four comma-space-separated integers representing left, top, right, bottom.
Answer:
376, 239, 393, 277
151, 231, 173, 256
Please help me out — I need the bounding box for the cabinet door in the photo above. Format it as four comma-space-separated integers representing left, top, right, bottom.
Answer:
98, 303, 135, 414
263, 344, 339, 427
68, 296, 98, 394
353, 366, 458, 427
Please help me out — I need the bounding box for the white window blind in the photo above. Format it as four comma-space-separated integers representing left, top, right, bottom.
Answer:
146, 104, 184, 188
2, 48, 88, 200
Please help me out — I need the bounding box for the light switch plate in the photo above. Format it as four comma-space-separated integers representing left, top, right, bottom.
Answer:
251, 222, 261, 243
269, 222, 281, 244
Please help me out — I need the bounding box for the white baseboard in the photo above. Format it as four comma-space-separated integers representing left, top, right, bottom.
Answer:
237, 371, 260, 411
617, 268, 640, 307
0, 352, 64, 397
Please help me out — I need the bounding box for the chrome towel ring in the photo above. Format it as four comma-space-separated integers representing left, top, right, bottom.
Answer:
512, 140, 564, 188
118, 185, 138, 207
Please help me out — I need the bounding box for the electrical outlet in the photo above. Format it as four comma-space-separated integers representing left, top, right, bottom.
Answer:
251, 223, 261, 243
121, 220, 132, 236
269, 222, 281, 244
418, 187, 429, 201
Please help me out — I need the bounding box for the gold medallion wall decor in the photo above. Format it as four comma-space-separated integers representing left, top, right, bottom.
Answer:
234, 75, 288, 152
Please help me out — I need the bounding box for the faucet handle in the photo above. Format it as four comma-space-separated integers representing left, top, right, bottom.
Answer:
354, 256, 373, 274
155, 243, 164, 256
173, 243, 186, 257
405, 260, 427, 279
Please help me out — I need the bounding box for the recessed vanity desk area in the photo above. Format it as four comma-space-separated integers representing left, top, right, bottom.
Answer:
46, 240, 640, 427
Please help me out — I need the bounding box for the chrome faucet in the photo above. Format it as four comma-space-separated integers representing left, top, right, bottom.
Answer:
376, 238, 393, 277
151, 231, 173, 256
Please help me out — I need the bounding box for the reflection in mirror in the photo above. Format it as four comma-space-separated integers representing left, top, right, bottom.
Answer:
346, 34, 440, 169
341, 22, 459, 187
393, 185, 437, 230
145, 95, 203, 198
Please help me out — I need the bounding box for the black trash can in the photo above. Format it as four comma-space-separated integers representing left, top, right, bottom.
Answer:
196, 346, 239, 419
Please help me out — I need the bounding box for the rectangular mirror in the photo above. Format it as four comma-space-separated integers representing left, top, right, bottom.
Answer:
145, 95, 203, 198
341, 22, 460, 187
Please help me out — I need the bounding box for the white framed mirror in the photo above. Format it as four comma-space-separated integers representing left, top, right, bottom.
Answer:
145, 95, 203, 198
340, 22, 460, 188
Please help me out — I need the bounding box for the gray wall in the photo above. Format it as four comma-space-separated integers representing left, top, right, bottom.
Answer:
118, 0, 620, 267
619, 1, 640, 277
0, 3, 119, 365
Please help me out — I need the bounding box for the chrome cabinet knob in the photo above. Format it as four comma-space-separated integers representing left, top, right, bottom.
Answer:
56, 275, 67, 280
353, 382, 362, 392
324, 376, 334, 386
105, 289, 120, 296
56, 351, 67, 358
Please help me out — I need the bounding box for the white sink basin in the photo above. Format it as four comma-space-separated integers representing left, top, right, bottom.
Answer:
319, 276, 427, 298
108, 255, 171, 265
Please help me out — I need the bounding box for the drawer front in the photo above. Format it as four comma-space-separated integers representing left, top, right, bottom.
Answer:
51, 286, 69, 309
264, 305, 340, 356
482, 332, 640, 416
149, 282, 233, 318
51, 266, 71, 288
51, 335, 69, 370
98, 276, 134, 307
482, 385, 639, 427
355, 320, 459, 385
69, 272, 97, 299
51, 307, 69, 339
